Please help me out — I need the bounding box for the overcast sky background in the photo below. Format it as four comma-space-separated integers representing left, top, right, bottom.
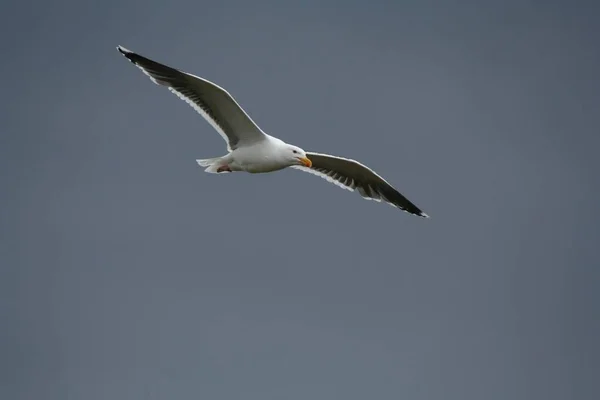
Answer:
1, 0, 599, 399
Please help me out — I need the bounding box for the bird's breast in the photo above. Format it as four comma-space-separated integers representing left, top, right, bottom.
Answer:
232, 145, 287, 174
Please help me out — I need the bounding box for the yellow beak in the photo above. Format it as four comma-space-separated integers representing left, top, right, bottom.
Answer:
298, 157, 312, 168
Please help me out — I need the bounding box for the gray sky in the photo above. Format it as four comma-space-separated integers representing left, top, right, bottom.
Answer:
1, 0, 599, 399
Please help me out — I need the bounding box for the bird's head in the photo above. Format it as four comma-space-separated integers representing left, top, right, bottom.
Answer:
285, 145, 312, 168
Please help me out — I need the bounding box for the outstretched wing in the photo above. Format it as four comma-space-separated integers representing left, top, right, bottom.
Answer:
293, 152, 429, 217
117, 45, 267, 151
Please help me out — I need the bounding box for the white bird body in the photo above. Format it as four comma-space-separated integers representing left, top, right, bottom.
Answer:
117, 45, 429, 217
201, 135, 296, 174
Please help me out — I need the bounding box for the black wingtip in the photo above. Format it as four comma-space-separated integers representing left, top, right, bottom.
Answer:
116, 45, 140, 66
116, 45, 128, 54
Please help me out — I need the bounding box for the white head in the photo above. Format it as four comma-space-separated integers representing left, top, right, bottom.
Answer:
283, 144, 312, 168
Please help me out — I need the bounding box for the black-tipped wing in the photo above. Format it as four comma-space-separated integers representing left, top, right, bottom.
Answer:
117, 45, 267, 151
292, 152, 428, 217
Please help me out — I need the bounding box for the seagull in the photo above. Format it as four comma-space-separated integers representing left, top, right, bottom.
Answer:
116, 45, 429, 217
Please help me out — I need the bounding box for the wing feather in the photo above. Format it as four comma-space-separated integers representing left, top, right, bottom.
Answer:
117, 45, 266, 151
293, 152, 428, 217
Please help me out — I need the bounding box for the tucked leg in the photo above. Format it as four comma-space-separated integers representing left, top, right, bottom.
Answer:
216, 165, 232, 173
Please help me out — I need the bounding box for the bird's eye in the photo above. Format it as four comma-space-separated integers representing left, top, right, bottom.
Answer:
292, 150, 298, 154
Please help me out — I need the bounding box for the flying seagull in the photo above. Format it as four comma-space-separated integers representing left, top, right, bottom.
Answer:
116, 45, 429, 217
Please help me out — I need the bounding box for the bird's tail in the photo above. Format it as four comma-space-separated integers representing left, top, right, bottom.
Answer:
196, 157, 228, 173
